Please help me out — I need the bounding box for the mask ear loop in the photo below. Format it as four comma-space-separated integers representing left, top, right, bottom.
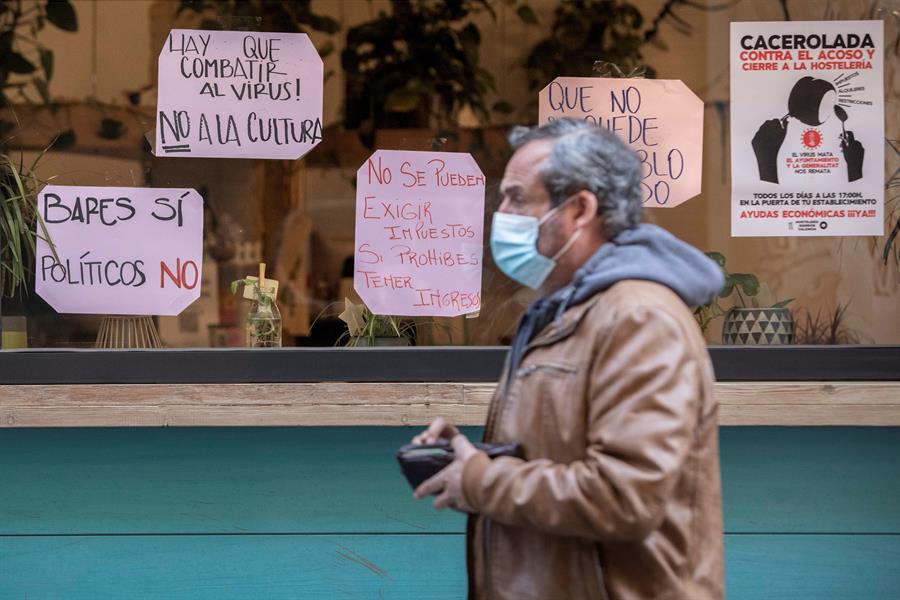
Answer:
537, 192, 583, 263
537, 207, 559, 227
551, 227, 582, 261
537, 193, 579, 227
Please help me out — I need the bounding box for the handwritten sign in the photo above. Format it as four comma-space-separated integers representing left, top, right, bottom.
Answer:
35, 186, 204, 316
155, 29, 323, 160
539, 77, 703, 207
354, 150, 485, 317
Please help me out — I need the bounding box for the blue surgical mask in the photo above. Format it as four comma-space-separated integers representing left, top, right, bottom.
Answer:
490, 201, 582, 290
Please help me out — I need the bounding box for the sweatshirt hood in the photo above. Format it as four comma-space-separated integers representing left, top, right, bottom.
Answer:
560, 223, 724, 309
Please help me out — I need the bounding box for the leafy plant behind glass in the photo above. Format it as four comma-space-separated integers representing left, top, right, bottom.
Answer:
231, 276, 282, 346
342, 0, 529, 148
694, 251, 792, 332
177, 0, 339, 64
525, 0, 653, 99
792, 302, 865, 345
178, 0, 339, 34
0, 151, 54, 298
310, 297, 418, 347
0, 0, 78, 139
176, 0, 342, 122
883, 138, 899, 265
338, 306, 416, 347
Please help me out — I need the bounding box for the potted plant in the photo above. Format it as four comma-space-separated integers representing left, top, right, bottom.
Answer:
792, 302, 865, 345
695, 252, 794, 345
231, 273, 283, 348
337, 297, 412, 347
881, 135, 898, 265
0, 153, 54, 348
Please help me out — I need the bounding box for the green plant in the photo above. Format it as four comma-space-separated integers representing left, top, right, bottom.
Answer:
525, 0, 654, 98
694, 251, 793, 332
326, 297, 413, 347
643, 0, 793, 51
792, 303, 864, 345
341, 309, 414, 347
883, 138, 899, 264
231, 277, 281, 347
177, 0, 339, 75
0, 1, 79, 152
178, 0, 339, 35
0, 0, 77, 109
341, 0, 532, 147
0, 152, 52, 299
230, 277, 271, 298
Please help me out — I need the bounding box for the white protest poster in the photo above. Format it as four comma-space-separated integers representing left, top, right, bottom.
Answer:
538, 77, 704, 208
354, 150, 485, 317
155, 29, 323, 160
35, 186, 204, 316
730, 20, 884, 236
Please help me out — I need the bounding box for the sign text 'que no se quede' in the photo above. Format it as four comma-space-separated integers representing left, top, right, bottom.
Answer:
539, 77, 704, 207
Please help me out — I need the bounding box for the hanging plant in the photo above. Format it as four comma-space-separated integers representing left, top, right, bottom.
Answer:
525, 0, 653, 98
342, 0, 534, 147
0, 0, 78, 109
177, 1, 339, 42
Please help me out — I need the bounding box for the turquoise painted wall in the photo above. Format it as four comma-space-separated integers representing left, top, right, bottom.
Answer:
1, 427, 898, 599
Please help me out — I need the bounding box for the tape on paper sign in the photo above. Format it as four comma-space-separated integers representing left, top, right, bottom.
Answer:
354, 150, 486, 317
538, 77, 704, 208
35, 186, 204, 316
155, 29, 324, 160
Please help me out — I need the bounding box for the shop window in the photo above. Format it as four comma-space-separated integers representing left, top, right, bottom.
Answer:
0, 0, 897, 349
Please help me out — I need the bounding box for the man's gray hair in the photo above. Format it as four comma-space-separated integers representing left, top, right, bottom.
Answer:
509, 118, 643, 239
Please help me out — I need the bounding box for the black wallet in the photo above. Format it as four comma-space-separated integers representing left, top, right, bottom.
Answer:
396, 439, 524, 490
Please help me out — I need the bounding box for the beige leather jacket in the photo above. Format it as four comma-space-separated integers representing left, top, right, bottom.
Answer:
462, 280, 723, 600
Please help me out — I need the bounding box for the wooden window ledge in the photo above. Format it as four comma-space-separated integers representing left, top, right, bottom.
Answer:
1, 381, 898, 427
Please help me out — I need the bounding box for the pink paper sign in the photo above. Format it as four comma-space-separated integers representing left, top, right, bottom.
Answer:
35, 186, 204, 316
354, 151, 485, 317
155, 29, 323, 160
539, 77, 704, 207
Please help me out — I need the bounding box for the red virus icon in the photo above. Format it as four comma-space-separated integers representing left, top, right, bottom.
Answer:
801, 128, 822, 150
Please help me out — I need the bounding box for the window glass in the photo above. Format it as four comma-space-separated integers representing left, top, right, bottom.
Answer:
1, 0, 897, 349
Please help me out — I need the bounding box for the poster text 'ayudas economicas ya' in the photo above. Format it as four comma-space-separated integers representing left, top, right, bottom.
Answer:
730, 20, 884, 237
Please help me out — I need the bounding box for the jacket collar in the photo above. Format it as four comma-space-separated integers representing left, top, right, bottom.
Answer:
525, 293, 600, 352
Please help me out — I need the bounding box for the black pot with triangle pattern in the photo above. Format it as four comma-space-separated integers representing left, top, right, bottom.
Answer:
722, 308, 794, 345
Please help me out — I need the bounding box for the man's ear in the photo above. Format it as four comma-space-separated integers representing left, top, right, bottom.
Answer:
572, 191, 599, 229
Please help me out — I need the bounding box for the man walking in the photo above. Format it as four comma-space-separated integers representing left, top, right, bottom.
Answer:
414, 118, 725, 599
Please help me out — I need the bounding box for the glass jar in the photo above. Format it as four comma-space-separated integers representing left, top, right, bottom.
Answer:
1, 316, 28, 349
246, 285, 282, 348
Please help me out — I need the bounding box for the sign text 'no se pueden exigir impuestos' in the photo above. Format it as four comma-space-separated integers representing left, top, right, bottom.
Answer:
354, 151, 485, 317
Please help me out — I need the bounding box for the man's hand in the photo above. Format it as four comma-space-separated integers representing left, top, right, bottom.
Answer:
414, 434, 480, 513
411, 416, 459, 445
